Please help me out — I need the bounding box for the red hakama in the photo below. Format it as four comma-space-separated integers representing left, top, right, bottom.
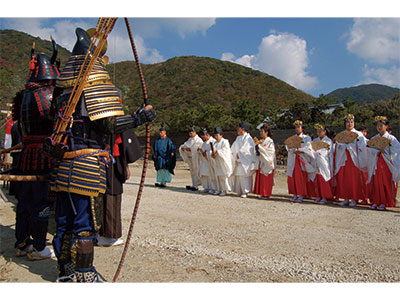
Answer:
334, 149, 365, 201
314, 174, 333, 199
369, 153, 396, 207
253, 170, 274, 197
287, 155, 309, 197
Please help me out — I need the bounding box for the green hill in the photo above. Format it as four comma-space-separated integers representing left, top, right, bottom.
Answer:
105, 56, 315, 132
1, 29, 315, 133
326, 84, 400, 104
0, 29, 71, 105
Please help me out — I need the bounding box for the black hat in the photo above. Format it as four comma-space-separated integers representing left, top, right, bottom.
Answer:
159, 123, 166, 132
26, 38, 60, 84
214, 126, 223, 134
189, 124, 196, 132
199, 127, 208, 136
238, 121, 250, 132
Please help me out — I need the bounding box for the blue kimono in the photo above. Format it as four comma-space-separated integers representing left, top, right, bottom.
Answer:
153, 136, 176, 184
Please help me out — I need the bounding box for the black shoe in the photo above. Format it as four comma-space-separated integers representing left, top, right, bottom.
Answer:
186, 185, 192, 190
191, 186, 199, 191
155, 183, 161, 187
160, 183, 166, 188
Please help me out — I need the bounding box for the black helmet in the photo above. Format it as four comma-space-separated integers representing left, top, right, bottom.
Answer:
26, 37, 59, 84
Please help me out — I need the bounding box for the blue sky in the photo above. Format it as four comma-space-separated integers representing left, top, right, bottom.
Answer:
1, 1, 399, 97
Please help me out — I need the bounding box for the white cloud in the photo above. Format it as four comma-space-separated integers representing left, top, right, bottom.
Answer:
3, 18, 164, 64
361, 64, 400, 87
221, 32, 318, 92
3, 18, 94, 51
108, 34, 164, 64
346, 18, 400, 65
129, 18, 216, 39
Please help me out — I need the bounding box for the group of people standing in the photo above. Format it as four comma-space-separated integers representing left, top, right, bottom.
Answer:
288, 115, 399, 210
179, 121, 276, 199
179, 115, 400, 211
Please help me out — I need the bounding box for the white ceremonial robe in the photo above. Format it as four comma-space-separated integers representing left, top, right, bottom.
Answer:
256, 137, 276, 176
366, 132, 400, 184
179, 134, 203, 187
210, 138, 233, 192
334, 128, 368, 175
199, 136, 217, 191
231, 132, 256, 195
286, 133, 316, 181
313, 136, 333, 181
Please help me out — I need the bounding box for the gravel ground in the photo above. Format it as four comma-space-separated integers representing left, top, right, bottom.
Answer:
1, 163, 399, 283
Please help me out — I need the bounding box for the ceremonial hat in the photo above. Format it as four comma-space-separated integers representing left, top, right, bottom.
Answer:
375, 116, 389, 125
238, 121, 251, 132
314, 123, 324, 130
293, 120, 303, 126
214, 126, 223, 134
344, 114, 355, 121
188, 124, 196, 132
199, 127, 208, 136
159, 123, 166, 131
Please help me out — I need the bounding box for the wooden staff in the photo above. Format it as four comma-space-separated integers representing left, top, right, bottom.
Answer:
0, 143, 22, 154
0, 174, 50, 181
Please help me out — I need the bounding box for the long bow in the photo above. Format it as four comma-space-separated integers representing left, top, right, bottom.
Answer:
112, 18, 151, 282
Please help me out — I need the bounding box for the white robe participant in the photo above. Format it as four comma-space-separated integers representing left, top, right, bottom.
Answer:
366, 132, 400, 185
334, 128, 368, 175
210, 137, 233, 194
286, 133, 316, 182
179, 134, 203, 188
231, 132, 256, 196
313, 136, 333, 182
199, 136, 217, 192
256, 137, 276, 176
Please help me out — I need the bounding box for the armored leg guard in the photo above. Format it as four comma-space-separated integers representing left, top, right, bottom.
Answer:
57, 262, 75, 282
71, 231, 101, 282
55, 231, 75, 282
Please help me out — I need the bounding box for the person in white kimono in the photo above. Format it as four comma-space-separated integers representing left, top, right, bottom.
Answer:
253, 124, 276, 200
334, 114, 368, 208
286, 120, 316, 203
312, 123, 334, 204
198, 128, 218, 194
366, 116, 400, 210
179, 125, 203, 191
210, 127, 233, 196
231, 121, 256, 198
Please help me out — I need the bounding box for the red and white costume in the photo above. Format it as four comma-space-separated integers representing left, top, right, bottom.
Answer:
286, 133, 316, 197
333, 128, 368, 201
366, 132, 400, 208
253, 137, 276, 198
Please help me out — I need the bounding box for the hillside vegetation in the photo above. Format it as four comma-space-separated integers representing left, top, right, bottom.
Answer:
326, 84, 400, 104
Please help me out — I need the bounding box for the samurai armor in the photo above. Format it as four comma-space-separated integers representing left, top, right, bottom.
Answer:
51, 155, 106, 197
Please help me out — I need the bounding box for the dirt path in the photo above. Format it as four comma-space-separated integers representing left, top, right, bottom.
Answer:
1, 165, 399, 282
